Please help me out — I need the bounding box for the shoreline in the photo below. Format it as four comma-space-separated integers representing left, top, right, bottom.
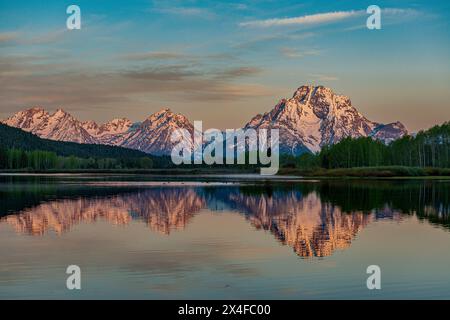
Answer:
1, 166, 450, 179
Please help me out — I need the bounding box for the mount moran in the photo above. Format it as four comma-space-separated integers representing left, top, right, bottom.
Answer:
1, 85, 408, 156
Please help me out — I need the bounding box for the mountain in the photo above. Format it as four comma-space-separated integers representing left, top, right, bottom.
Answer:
1, 107, 195, 156
82, 118, 133, 145
1, 85, 408, 155
1, 107, 135, 146
119, 108, 197, 155
3, 107, 97, 144
369, 121, 408, 144
0, 122, 152, 159
245, 85, 408, 155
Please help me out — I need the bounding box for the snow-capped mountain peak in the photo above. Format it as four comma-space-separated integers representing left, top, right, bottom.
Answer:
245, 85, 407, 154
53, 108, 69, 117
98, 118, 132, 135
122, 108, 195, 155
2, 85, 408, 155
81, 120, 99, 136
2, 107, 49, 129
2, 107, 96, 144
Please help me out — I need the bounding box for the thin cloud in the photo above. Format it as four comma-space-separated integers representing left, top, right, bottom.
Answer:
280, 47, 321, 59
149, 5, 215, 19
120, 51, 237, 64
121, 51, 187, 61
23, 29, 68, 45
232, 32, 315, 52
122, 65, 198, 80
383, 8, 420, 16
157, 7, 208, 16
216, 66, 262, 79
0, 32, 19, 43
204, 53, 237, 61
240, 10, 363, 28
233, 4, 248, 11
239, 8, 419, 28
1, 29, 68, 46
309, 74, 339, 81
344, 8, 422, 31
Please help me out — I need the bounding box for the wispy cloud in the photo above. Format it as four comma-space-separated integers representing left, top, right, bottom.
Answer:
383, 8, 420, 16
240, 10, 363, 28
215, 66, 262, 80
156, 7, 210, 16
309, 74, 339, 81
344, 8, 422, 31
280, 47, 321, 59
232, 32, 315, 51
120, 50, 237, 64
149, 2, 215, 19
121, 51, 187, 61
0, 29, 68, 46
24, 29, 68, 45
239, 8, 419, 28
233, 4, 248, 11
0, 32, 19, 43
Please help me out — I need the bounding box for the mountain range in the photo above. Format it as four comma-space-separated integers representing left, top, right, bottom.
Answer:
0, 122, 151, 159
1, 85, 408, 156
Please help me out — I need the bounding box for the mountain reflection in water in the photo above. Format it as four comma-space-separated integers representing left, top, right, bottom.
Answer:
1, 179, 449, 258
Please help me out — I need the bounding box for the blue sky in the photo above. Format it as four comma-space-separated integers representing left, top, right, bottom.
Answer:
1, 0, 449, 131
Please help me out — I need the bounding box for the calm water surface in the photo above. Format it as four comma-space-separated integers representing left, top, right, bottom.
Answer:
0, 175, 450, 299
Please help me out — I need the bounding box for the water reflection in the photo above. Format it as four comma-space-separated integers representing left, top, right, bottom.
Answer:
1, 179, 449, 258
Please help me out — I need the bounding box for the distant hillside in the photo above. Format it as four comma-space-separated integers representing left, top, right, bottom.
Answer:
0, 123, 151, 159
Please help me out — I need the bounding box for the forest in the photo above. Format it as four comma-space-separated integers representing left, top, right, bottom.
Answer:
284, 121, 450, 171
0, 147, 154, 170
0, 123, 162, 170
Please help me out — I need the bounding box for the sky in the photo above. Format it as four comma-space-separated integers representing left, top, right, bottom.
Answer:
0, 0, 449, 132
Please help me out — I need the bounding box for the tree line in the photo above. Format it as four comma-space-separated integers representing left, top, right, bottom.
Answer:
288, 121, 450, 169
0, 147, 153, 170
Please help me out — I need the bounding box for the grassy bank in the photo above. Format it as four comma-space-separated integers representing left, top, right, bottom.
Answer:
278, 166, 450, 177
